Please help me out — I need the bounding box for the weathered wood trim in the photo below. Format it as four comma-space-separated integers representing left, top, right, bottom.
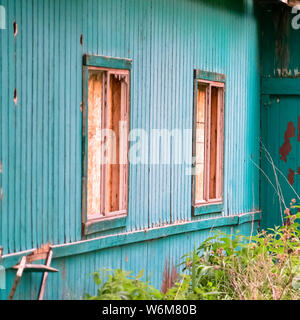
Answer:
55, 211, 261, 258
2, 211, 261, 268
191, 79, 198, 206
2, 249, 36, 270
192, 71, 225, 209
83, 215, 127, 236
81, 62, 130, 235
192, 203, 223, 216
205, 85, 211, 200
53, 216, 240, 259
216, 88, 225, 199
83, 55, 132, 70
81, 66, 89, 232
194, 70, 226, 83
238, 211, 261, 225
261, 77, 300, 95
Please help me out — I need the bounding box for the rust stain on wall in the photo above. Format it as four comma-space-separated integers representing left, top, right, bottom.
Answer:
288, 168, 295, 185
273, 6, 290, 73
297, 116, 300, 142
161, 261, 178, 294
279, 121, 295, 162
62, 262, 66, 281
61, 261, 66, 300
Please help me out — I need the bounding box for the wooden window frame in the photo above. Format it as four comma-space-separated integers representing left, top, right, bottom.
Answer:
192, 70, 225, 216
81, 55, 132, 236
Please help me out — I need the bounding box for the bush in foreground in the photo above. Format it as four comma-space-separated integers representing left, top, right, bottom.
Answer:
86, 208, 300, 300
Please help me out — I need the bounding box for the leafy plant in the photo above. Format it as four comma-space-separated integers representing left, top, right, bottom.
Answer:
173, 205, 300, 300
164, 247, 220, 300
85, 268, 163, 300
85, 203, 300, 300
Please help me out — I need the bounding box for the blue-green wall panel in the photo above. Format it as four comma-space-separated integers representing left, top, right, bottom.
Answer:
260, 5, 300, 229
0, 0, 260, 254
0, 221, 259, 300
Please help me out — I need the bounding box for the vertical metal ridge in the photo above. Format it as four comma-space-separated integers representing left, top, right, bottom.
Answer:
1, 0, 261, 254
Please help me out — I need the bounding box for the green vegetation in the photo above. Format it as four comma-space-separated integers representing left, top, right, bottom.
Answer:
85, 268, 163, 300
86, 206, 300, 300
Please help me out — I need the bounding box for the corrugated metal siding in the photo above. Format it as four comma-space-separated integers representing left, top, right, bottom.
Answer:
0, 0, 260, 255
260, 6, 300, 228
261, 5, 300, 78
261, 95, 300, 228
0, 221, 259, 300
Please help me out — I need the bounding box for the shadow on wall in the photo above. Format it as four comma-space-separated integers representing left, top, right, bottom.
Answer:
261, 1, 300, 77
190, 0, 247, 14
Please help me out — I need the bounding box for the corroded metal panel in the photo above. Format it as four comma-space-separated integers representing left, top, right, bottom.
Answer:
261, 95, 300, 228
260, 4, 300, 228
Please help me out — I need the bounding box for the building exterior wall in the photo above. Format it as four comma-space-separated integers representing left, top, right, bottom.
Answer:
0, 220, 258, 300
0, 0, 261, 299
260, 4, 300, 228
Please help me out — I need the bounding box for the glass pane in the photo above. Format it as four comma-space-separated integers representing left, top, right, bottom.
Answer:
87, 70, 104, 217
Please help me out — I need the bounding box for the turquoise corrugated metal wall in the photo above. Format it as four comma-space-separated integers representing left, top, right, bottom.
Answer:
0, 221, 258, 300
0, 0, 262, 299
260, 4, 300, 228
0, 0, 260, 254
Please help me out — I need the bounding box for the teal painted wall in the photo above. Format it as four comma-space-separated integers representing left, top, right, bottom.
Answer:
0, 0, 260, 254
260, 4, 300, 229
0, 0, 262, 299
0, 220, 258, 300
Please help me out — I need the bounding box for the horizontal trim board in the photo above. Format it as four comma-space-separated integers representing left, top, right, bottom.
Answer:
83, 216, 127, 235
2, 211, 261, 268
83, 54, 132, 70
193, 203, 223, 216
262, 77, 300, 95
195, 70, 226, 83
238, 211, 261, 225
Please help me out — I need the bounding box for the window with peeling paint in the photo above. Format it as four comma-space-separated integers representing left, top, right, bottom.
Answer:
84, 67, 130, 223
192, 75, 225, 210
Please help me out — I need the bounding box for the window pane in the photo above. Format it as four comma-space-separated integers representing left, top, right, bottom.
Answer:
87, 70, 104, 217
195, 83, 207, 202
